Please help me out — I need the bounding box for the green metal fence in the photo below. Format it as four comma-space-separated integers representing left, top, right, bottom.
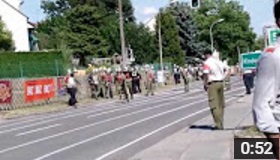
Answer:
0, 60, 66, 78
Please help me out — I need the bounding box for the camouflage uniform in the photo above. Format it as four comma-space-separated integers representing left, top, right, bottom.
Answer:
124, 71, 133, 100
98, 71, 107, 98
105, 72, 114, 99
115, 72, 128, 101
145, 69, 155, 96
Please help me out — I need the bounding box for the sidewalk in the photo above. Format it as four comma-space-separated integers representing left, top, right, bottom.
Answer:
130, 94, 253, 160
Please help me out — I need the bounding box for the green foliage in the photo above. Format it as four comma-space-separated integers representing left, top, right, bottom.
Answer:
0, 19, 13, 51
155, 10, 185, 66
39, 0, 156, 66
194, 0, 256, 64
64, 5, 110, 65
125, 23, 157, 64
0, 51, 66, 78
169, 2, 204, 57
253, 36, 265, 51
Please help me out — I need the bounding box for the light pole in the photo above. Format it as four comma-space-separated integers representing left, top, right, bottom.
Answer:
210, 18, 224, 53
118, 0, 126, 66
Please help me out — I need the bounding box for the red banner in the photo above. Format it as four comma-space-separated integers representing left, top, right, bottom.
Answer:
24, 79, 55, 103
0, 81, 12, 104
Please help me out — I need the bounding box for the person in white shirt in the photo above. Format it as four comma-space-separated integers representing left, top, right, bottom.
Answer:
253, 2, 280, 158
67, 72, 79, 108
203, 50, 229, 130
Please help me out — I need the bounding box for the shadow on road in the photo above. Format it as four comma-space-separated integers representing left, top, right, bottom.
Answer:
189, 125, 251, 131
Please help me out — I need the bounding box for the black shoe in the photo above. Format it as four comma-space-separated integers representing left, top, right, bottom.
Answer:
213, 126, 224, 130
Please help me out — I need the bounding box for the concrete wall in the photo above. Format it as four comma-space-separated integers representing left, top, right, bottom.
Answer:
0, 0, 30, 51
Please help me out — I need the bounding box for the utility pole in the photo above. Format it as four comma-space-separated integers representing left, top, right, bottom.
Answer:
158, 18, 163, 72
118, 0, 126, 66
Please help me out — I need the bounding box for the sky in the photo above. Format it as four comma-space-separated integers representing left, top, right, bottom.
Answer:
21, 0, 275, 36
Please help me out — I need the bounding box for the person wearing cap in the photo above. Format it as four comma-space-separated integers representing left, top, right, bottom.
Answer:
88, 69, 99, 100
253, 2, 280, 158
131, 67, 142, 94
98, 68, 107, 98
115, 69, 129, 101
124, 66, 134, 100
105, 68, 113, 99
203, 49, 229, 130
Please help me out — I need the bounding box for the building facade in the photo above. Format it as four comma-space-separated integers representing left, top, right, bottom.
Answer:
0, 0, 30, 51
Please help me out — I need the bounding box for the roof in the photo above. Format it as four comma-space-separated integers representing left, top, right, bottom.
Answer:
1, 0, 28, 19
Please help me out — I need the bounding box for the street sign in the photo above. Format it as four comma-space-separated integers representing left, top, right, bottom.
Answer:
268, 28, 280, 46
240, 52, 262, 69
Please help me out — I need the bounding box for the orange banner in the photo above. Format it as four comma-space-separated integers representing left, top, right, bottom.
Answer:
24, 79, 55, 103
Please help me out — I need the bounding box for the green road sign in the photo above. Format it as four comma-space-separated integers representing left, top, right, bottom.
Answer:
241, 52, 262, 69
268, 28, 280, 46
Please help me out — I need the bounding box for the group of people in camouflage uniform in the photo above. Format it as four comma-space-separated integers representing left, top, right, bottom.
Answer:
86, 65, 155, 102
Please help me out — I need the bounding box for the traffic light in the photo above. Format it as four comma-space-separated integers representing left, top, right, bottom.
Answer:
191, 0, 200, 9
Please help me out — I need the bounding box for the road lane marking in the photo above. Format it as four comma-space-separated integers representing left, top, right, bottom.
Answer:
32, 96, 238, 160
0, 86, 244, 155
95, 97, 237, 160
87, 91, 203, 118
0, 94, 208, 155
0, 90, 203, 134
0, 87, 203, 131
16, 124, 61, 137
0, 80, 242, 131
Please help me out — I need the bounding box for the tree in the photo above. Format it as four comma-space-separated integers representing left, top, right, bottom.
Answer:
64, 6, 110, 65
253, 36, 265, 51
169, 2, 204, 57
41, 0, 135, 21
125, 23, 157, 64
0, 19, 13, 51
155, 10, 185, 65
194, 0, 256, 64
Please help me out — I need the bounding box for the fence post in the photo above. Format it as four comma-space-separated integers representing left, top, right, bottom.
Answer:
19, 62, 23, 78
55, 60, 59, 77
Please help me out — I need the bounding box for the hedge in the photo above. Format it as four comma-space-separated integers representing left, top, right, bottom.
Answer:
0, 51, 67, 78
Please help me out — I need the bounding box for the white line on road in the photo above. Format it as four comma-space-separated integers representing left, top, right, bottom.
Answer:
87, 93, 202, 118
95, 98, 237, 160
0, 90, 202, 135
0, 86, 243, 155
0, 94, 207, 155
16, 124, 62, 137
32, 99, 208, 160
0, 87, 203, 133
0, 80, 242, 131
0, 81, 240, 129
32, 96, 238, 160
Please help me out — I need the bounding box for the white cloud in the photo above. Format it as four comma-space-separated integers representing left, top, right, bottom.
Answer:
142, 7, 158, 16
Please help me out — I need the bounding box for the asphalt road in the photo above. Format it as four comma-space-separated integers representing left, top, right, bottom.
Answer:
0, 78, 244, 160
